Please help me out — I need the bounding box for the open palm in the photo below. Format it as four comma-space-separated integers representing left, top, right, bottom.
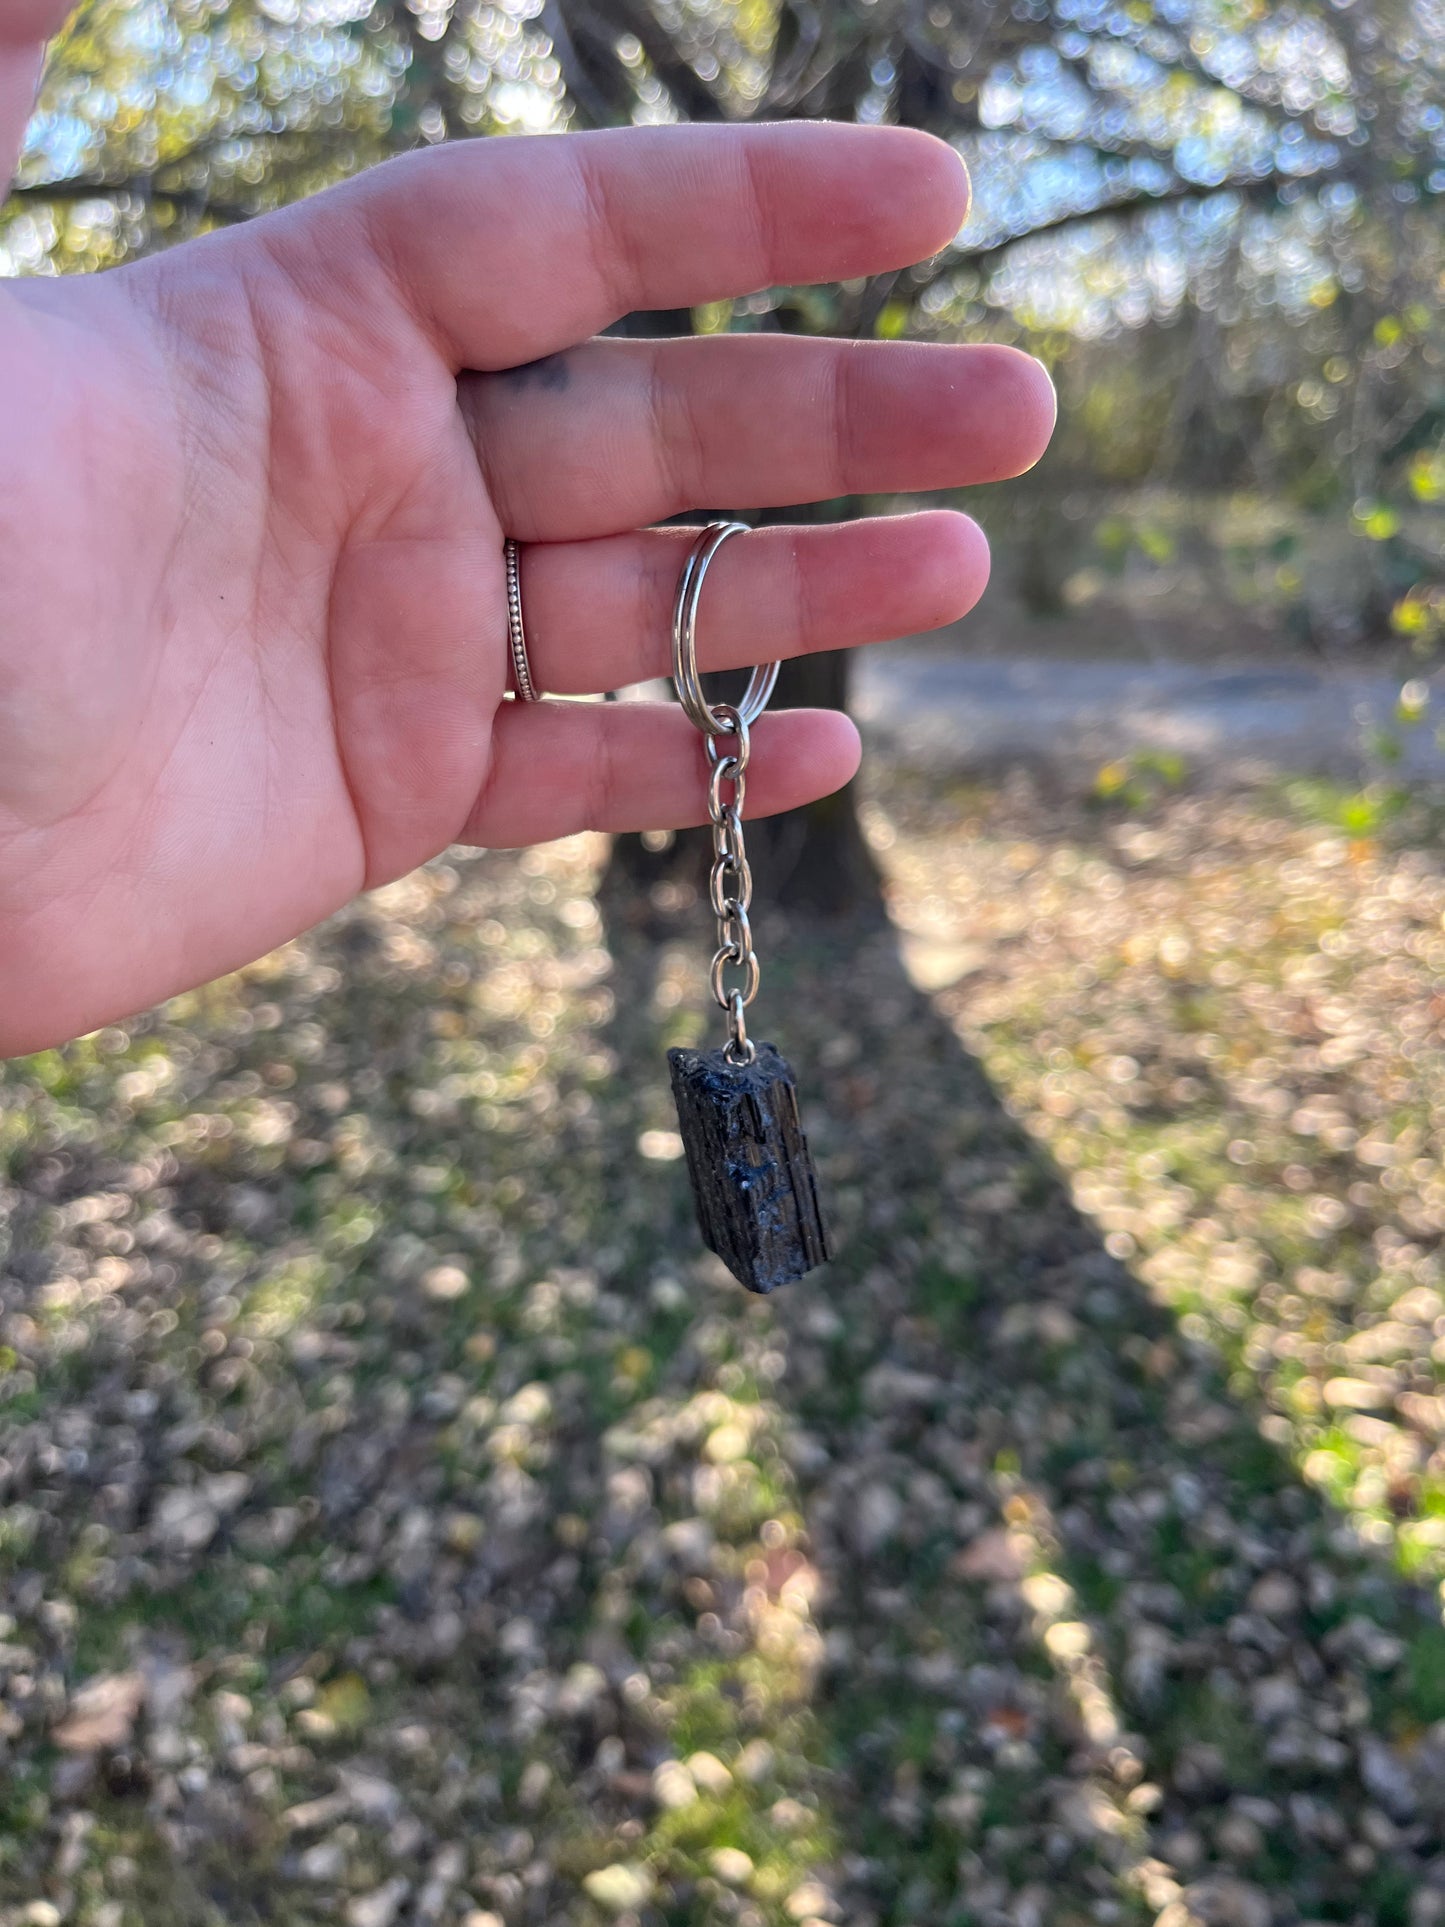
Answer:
0, 21, 1053, 1056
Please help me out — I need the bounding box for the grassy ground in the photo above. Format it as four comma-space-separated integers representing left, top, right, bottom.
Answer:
2, 759, 1445, 1927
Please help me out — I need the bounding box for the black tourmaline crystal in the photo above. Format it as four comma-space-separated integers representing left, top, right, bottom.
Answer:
667, 1042, 831, 1293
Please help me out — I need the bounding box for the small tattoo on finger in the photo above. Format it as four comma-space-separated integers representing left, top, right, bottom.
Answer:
499, 353, 571, 392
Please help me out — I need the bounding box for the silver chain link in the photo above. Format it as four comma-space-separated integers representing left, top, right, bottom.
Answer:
704, 703, 758, 1065
670, 522, 781, 1071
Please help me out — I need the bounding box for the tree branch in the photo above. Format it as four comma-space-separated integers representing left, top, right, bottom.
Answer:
4, 126, 392, 221
3, 176, 250, 221
563, 0, 726, 122
952, 162, 1356, 275
541, 0, 622, 128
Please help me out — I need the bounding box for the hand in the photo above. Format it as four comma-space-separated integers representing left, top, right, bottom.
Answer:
0, 11, 1054, 1056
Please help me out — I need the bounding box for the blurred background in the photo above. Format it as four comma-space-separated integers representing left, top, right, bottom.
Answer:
4, 4, 1445, 1925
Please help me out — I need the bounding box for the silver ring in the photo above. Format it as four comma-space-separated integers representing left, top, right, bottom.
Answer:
504, 538, 541, 702
671, 522, 780, 736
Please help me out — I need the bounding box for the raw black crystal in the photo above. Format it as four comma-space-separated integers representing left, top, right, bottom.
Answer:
667, 1041, 831, 1293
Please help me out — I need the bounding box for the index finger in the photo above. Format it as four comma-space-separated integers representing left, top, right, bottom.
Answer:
260, 121, 969, 371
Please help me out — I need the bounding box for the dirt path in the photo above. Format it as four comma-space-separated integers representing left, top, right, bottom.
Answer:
854, 646, 1443, 783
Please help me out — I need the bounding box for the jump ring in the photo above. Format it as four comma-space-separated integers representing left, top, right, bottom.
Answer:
504, 538, 542, 703
705, 705, 751, 774
725, 989, 756, 1066
672, 523, 780, 736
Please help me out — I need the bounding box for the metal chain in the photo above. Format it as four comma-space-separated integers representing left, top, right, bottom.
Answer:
704, 703, 759, 1065
670, 523, 780, 1071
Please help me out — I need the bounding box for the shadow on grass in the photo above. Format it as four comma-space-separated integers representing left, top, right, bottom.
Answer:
0, 830, 1441, 1925
591, 839, 1445, 1927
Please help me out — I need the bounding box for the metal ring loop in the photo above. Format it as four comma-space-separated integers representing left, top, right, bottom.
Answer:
705, 705, 751, 774
710, 943, 760, 1009
504, 538, 541, 703
672, 523, 781, 737
721, 900, 754, 960
725, 989, 756, 1066
709, 853, 752, 919
708, 756, 746, 823
711, 820, 747, 885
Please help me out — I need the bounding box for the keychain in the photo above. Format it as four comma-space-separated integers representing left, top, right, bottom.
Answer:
665, 521, 832, 1294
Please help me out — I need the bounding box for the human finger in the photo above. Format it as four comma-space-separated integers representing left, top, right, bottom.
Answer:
466, 335, 1055, 542
259, 121, 968, 371
461, 702, 861, 848
509, 511, 987, 695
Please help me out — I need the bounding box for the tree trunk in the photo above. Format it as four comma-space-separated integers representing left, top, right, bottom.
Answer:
601, 639, 882, 924
742, 646, 883, 919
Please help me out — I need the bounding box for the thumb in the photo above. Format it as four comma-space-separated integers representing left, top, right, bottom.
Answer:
1, 4, 75, 202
